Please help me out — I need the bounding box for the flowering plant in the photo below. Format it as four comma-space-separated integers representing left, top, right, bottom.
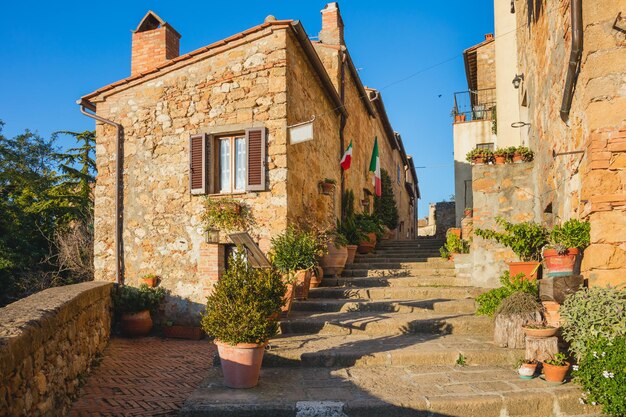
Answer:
573, 336, 625, 417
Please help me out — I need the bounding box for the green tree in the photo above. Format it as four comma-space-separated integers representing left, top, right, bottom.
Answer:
373, 169, 399, 230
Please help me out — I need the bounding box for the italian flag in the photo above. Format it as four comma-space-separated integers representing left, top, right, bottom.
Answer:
369, 137, 381, 197
340, 140, 353, 170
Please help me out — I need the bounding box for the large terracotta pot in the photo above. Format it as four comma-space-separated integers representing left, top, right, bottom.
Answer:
215, 340, 266, 389
346, 245, 358, 264
120, 310, 153, 337
508, 261, 541, 280
294, 270, 312, 300
320, 242, 348, 276
309, 266, 323, 289
357, 233, 377, 254
542, 361, 570, 383
281, 283, 295, 316
543, 248, 579, 277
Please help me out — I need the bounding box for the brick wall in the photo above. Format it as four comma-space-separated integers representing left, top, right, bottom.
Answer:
131, 25, 180, 76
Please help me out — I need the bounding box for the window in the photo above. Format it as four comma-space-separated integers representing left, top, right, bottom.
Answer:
476, 143, 494, 151
218, 135, 247, 193
189, 127, 266, 195
397, 164, 401, 185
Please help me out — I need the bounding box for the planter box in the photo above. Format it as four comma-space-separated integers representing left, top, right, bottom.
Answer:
163, 325, 205, 340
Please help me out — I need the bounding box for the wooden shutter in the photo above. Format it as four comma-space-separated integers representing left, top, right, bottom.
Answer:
246, 127, 266, 192
189, 133, 207, 194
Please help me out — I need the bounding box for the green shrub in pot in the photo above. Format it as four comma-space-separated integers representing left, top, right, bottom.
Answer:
354, 213, 385, 240
270, 226, 324, 283
549, 219, 591, 251
475, 217, 548, 262
112, 284, 165, 315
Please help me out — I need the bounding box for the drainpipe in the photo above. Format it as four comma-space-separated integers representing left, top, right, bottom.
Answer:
339, 47, 347, 220
77, 99, 124, 285
560, 0, 583, 123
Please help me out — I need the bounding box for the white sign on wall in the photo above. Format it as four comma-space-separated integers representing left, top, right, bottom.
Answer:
289, 119, 314, 144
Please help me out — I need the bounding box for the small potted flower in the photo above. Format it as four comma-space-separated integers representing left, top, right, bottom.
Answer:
493, 148, 507, 165
201, 253, 285, 389
518, 359, 539, 379
140, 273, 158, 288
112, 284, 166, 337
354, 213, 383, 254
466, 148, 485, 165
543, 219, 590, 277
513, 146, 534, 162
464, 207, 473, 218
542, 352, 570, 383
522, 320, 559, 338
319, 178, 337, 195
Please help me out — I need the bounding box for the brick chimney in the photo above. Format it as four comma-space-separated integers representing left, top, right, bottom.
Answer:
319, 3, 344, 45
131, 11, 181, 76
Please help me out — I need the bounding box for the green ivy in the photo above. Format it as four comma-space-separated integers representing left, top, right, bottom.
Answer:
573, 336, 626, 417
475, 271, 538, 316
475, 217, 548, 262
201, 253, 285, 345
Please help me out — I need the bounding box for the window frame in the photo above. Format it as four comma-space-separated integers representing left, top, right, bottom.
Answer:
215, 133, 247, 195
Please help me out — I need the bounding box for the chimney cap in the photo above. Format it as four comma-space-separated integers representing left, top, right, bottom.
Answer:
133, 10, 181, 38
322, 2, 340, 12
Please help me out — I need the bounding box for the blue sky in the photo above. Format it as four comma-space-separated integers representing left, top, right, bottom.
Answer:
0, 0, 494, 216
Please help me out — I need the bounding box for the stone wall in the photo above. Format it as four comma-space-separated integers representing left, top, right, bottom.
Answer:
0, 282, 112, 417
515, 0, 626, 287
471, 162, 537, 287
433, 201, 456, 239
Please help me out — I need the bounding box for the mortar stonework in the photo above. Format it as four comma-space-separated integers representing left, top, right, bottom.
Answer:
515, 0, 625, 287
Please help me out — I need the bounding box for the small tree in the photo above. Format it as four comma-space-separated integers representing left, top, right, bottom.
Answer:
373, 169, 399, 230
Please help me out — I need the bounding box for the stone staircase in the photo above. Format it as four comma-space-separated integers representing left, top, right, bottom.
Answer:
182, 238, 602, 417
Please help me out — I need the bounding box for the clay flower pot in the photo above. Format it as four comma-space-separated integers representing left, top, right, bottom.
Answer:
215, 340, 266, 389
309, 266, 323, 289
141, 276, 158, 287
494, 155, 506, 165
513, 153, 523, 163
518, 362, 538, 379
320, 182, 335, 194
281, 283, 295, 316
508, 261, 540, 280
522, 326, 559, 338
542, 361, 570, 383
294, 270, 312, 300
320, 242, 348, 276
357, 233, 377, 254
345, 245, 358, 264
473, 156, 485, 165
120, 310, 153, 337
543, 248, 579, 277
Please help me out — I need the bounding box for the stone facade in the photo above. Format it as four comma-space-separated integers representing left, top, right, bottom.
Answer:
80, 6, 418, 321
514, 0, 626, 287
0, 282, 113, 417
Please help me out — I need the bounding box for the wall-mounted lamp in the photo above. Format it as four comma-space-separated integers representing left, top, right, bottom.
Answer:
512, 73, 524, 89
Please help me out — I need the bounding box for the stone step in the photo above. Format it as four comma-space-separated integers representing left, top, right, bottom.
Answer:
340, 268, 457, 279
349, 259, 453, 268
292, 298, 477, 314
308, 285, 484, 301
354, 254, 445, 261
181, 365, 600, 417
323, 275, 467, 288
279, 311, 494, 337
263, 334, 522, 368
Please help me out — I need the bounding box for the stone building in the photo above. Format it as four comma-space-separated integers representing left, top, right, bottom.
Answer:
78, 5, 419, 320
458, 0, 625, 288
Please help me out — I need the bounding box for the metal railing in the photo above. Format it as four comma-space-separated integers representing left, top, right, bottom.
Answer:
452, 89, 496, 122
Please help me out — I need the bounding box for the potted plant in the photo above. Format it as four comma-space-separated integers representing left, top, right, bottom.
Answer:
464, 207, 473, 218
201, 254, 285, 389
203, 197, 253, 237
466, 148, 484, 165
543, 219, 590, 277
493, 148, 507, 165
518, 359, 539, 379
319, 178, 337, 194
354, 213, 383, 254
542, 352, 570, 383
112, 284, 166, 337
319, 228, 349, 277
518, 146, 534, 162
522, 320, 559, 338
475, 217, 549, 280
494, 291, 543, 348
140, 273, 158, 287
338, 216, 366, 265
451, 108, 466, 123
439, 232, 469, 260
270, 226, 322, 305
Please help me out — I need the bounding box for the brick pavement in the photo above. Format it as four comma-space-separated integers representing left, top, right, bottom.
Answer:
70, 337, 215, 417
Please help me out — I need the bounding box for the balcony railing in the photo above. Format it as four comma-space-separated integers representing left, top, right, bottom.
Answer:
452, 89, 496, 122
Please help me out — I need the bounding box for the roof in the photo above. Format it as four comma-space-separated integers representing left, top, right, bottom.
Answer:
462, 35, 494, 93
80, 20, 346, 117
365, 88, 397, 150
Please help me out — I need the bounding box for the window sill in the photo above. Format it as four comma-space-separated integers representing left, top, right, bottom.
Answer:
207, 191, 247, 197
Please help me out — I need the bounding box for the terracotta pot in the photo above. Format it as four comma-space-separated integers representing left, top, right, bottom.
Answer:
454, 114, 466, 122
163, 325, 205, 340
542, 301, 561, 327
494, 155, 506, 164
508, 261, 541, 280
522, 326, 559, 338
543, 248, 579, 277
345, 245, 358, 264
120, 310, 153, 337
447, 228, 462, 238
320, 182, 335, 194
215, 340, 266, 389
357, 233, 377, 254
542, 361, 570, 383
294, 270, 312, 300
309, 267, 323, 289
141, 276, 157, 287
518, 362, 538, 379
320, 242, 349, 276
513, 153, 523, 163
464, 208, 473, 218
281, 283, 295, 316
473, 156, 485, 165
